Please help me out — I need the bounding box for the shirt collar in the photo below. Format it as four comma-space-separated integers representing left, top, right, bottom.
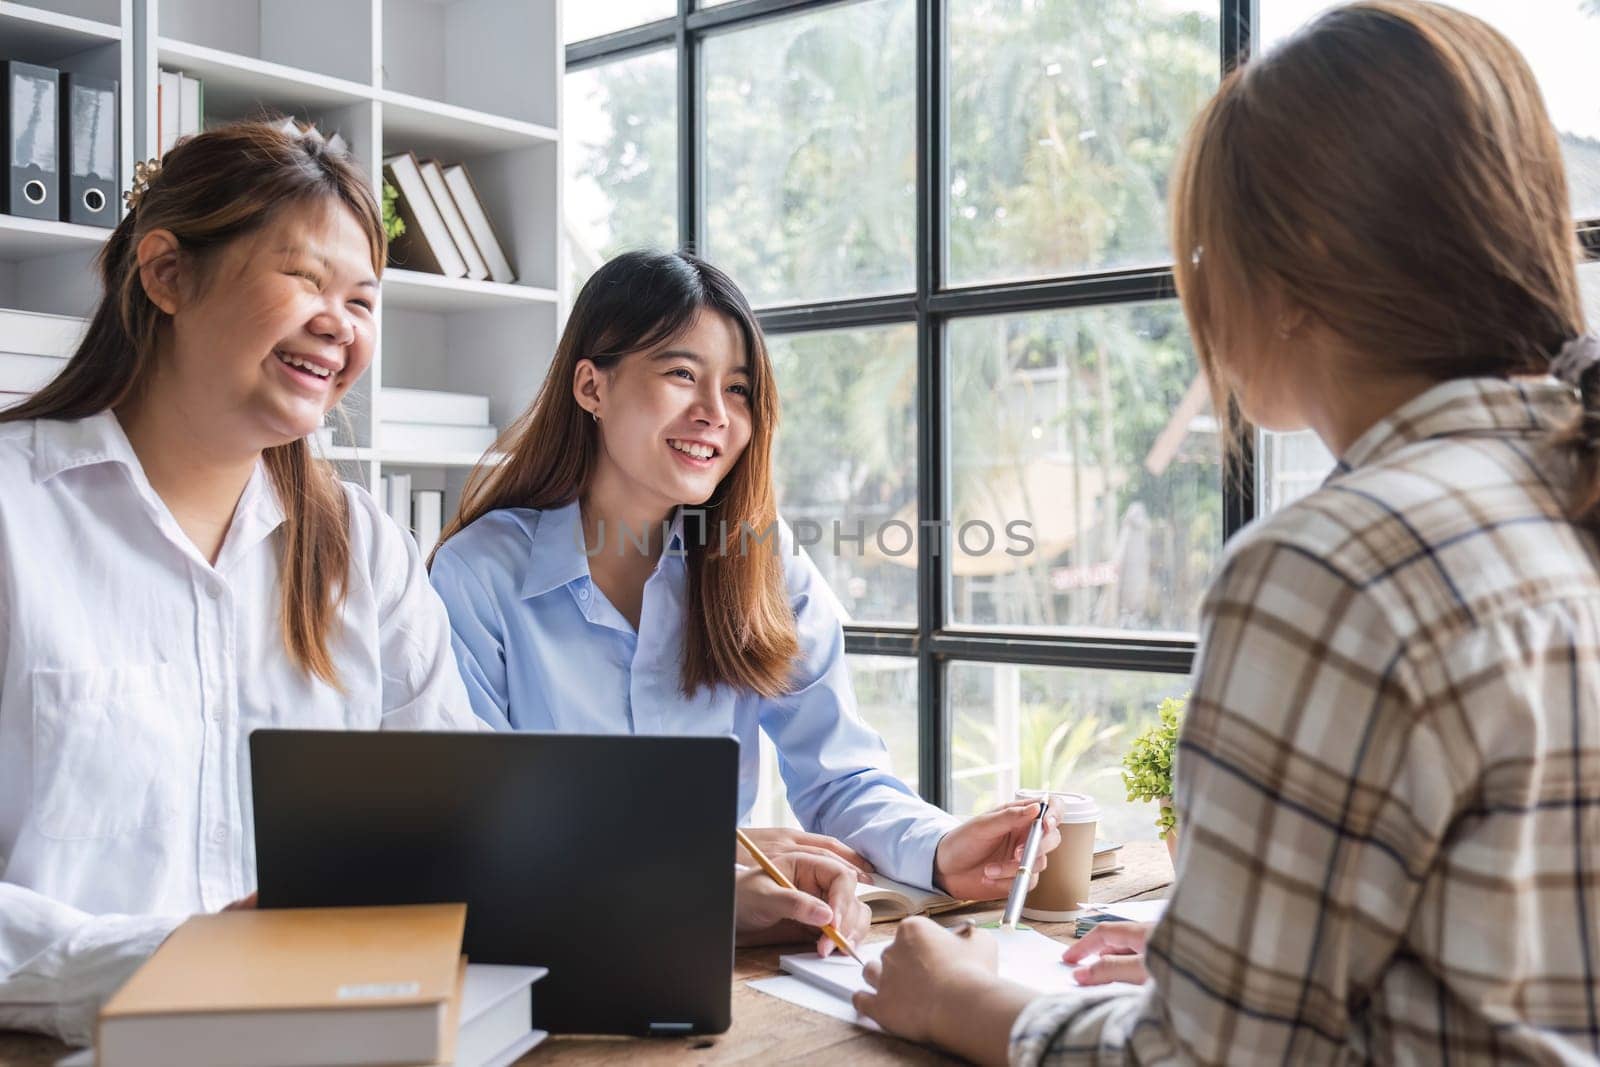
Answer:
1334, 376, 1578, 476
31, 409, 287, 537
519, 499, 690, 600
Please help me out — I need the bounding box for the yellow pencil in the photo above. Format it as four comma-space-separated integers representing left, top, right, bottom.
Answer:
735, 827, 864, 965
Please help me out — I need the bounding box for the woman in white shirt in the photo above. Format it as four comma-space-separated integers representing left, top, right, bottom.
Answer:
0, 122, 865, 1045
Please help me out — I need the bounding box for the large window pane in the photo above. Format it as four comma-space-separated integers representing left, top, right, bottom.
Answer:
1584, 260, 1599, 321
949, 662, 1184, 846
1260, 2, 1600, 221
947, 303, 1221, 633
769, 324, 918, 625
749, 655, 920, 827
701, 0, 915, 307
562, 50, 678, 294
946, 0, 1218, 286
1258, 430, 1335, 515
563, 0, 674, 45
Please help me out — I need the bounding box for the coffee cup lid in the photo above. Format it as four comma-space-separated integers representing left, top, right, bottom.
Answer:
1016, 788, 1100, 823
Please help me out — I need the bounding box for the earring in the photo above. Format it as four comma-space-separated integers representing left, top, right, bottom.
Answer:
590, 411, 598, 423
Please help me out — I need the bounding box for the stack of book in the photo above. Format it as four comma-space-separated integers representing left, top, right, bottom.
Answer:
0, 308, 82, 408
382, 152, 516, 283
3, 61, 118, 227
379, 387, 499, 458
90, 904, 547, 1067
1092, 839, 1124, 878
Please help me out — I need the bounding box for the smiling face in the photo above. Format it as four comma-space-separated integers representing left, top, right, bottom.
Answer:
152, 198, 378, 453
576, 309, 755, 516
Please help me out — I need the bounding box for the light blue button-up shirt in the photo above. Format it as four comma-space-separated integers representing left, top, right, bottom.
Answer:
429, 500, 958, 888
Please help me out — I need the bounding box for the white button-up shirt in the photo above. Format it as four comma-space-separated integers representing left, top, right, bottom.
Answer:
0, 412, 481, 1044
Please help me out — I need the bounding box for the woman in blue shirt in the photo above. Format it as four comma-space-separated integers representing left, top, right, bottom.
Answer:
429, 250, 1059, 903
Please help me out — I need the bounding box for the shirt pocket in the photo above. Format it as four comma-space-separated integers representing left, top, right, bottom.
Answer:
30, 663, 186, 841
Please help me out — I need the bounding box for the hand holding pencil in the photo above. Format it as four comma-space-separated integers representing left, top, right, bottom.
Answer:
735, 828, 871, 961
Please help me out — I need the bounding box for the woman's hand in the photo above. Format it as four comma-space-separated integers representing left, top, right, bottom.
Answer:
735, 851, 871, 956
738, 826, 875, 879
933, 799, 1061, 901
853, 918, 1032, 1066
1061, 921, 1152, 985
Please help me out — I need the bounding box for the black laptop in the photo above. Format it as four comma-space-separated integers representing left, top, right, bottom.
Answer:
249, 730, 739, 1036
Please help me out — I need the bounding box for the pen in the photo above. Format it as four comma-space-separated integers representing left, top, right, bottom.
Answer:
735, 827, 864, 964
1000, 800, 1050, 929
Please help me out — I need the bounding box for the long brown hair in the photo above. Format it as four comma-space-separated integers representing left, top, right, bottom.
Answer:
1, 120, 385, 685
1171, 1, 1589, 500
437, 250, 800, 698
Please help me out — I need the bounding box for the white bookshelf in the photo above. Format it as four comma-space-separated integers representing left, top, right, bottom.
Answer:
0, 0, 564, 527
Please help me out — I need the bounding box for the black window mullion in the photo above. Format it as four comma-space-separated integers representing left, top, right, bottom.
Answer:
678, 0, 696, 253
1220, 0, 1256, 540
916, 0, 946, 809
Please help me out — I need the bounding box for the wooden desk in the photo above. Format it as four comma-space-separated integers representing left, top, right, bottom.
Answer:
0, 841, 1172, 1067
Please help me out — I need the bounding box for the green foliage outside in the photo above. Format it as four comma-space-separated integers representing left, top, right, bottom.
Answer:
1122, 694, 1186, 837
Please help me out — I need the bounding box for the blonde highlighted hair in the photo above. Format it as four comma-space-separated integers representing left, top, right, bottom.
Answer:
1171, 0, 1590, 499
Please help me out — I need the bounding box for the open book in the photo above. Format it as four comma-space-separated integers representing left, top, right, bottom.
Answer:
856, 875, 968, 922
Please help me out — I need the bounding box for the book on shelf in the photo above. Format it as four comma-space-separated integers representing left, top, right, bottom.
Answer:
420, 160, 489, 281
379, 387, 491, 428
383, 472, 413, 532
442, 164, 516, 284
412, 489, 444, 559
384, 152, 468, 279
273, 116, 347, 156
381, 421, 498, 456
0, 308, 85, 358
0, 352, 66, 395
96, 903, 468, 1067
4, 61, 61, 221
157, 70, 179, 155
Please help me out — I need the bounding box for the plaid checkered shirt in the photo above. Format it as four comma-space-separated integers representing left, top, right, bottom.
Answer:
1011, 377, 1600, 1065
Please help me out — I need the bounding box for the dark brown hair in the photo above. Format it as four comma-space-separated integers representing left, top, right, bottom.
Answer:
0, 119, 385, 685
1171, 1, 1589, 502
437, 250, 799, 698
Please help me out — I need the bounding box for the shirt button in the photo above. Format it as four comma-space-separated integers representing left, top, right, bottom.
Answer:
578, 586, 590, 600
207, 582, 223, 600
210, 710, 223, 725
210, 825, 228, 844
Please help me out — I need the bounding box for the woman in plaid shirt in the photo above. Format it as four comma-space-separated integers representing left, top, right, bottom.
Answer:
855, 1, 1600, 1063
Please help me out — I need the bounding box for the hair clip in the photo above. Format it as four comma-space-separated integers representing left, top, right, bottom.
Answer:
123, 157, 161, 211
1551, 332, 1600, 387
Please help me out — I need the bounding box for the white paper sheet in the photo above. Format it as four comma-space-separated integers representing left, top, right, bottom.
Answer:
1095, 899, 1168, 924
748, 975, 882, 1031
781, 926, 1140, 1001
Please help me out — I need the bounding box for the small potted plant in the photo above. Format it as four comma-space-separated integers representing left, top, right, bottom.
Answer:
1122, 694, 1186, 865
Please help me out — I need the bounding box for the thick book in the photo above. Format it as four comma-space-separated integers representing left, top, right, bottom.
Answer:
856, 875, 968, 923
158, 70, 180, 155
385, 471, 413, 532
441, 164, 515, 284
384, 151, 468, 278
421, 160, 489, 281
0, 308, 85, 357
452, 964, 547, 1067
97, 903, 468, 1067
59, 73, 117, 227
412, 489, 443, 559
0, 352, 66, 394
3, 61, 60, 220
178, 74, 201, 138
380, 421, 497, 455
380, 387, 491, 427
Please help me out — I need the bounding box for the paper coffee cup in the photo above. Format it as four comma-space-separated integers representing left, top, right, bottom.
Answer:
1018, 789, 1100, 922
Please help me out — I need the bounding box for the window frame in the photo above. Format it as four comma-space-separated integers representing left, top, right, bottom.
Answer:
565, 0, 1600, 809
